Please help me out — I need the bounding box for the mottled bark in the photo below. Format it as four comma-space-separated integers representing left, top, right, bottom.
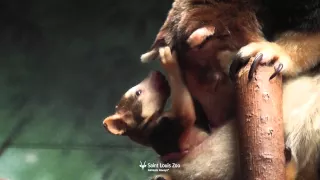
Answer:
235, 58, 285, 180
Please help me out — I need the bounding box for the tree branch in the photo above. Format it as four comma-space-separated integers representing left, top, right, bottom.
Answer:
235, 58, 285, 180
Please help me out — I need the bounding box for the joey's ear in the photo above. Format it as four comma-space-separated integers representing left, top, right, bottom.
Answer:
141, 29, 168, 63
103, 114, 127, 135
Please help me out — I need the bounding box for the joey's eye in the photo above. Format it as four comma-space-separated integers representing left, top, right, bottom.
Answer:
135, 90, 142, 97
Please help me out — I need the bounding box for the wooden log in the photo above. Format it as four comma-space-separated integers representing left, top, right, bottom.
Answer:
235, 58, 285, 180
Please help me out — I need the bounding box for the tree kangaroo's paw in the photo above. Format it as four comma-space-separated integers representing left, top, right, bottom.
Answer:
187, 26, 215, 48
229, 42, 291, 81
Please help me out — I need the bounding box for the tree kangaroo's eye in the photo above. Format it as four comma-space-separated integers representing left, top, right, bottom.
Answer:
135, 90, 142, 97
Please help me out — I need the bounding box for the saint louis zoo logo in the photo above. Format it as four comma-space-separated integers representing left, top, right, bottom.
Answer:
139, 161, 181, 172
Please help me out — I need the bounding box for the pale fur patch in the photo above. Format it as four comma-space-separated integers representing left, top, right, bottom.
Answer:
217, 50, 237, 74
283, 74, 320, 173
123, 82, 160, 118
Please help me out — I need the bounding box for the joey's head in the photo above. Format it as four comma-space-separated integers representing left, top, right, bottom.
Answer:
103, 71, 170, 146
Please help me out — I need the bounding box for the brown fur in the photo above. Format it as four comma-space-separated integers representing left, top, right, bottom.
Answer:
274, 32, 320, 76
141, 0, 264, 127
103, 47, 211, 161
140, 0, 320, 179
148, 47, 301, 180
104, 47, 298, 180
151, 120, 298, 180
140, 0, 263, 62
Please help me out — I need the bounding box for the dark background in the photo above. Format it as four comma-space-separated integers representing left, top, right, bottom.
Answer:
0, 0, 172, 179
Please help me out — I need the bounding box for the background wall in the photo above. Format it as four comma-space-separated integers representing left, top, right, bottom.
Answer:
0, 0, 171, 179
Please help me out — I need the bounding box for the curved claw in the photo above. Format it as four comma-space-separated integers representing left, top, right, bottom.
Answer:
269, 63, 283, 80
284, 146, 292, 163
248, 53, 263, 80
229, 56, 249, 81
